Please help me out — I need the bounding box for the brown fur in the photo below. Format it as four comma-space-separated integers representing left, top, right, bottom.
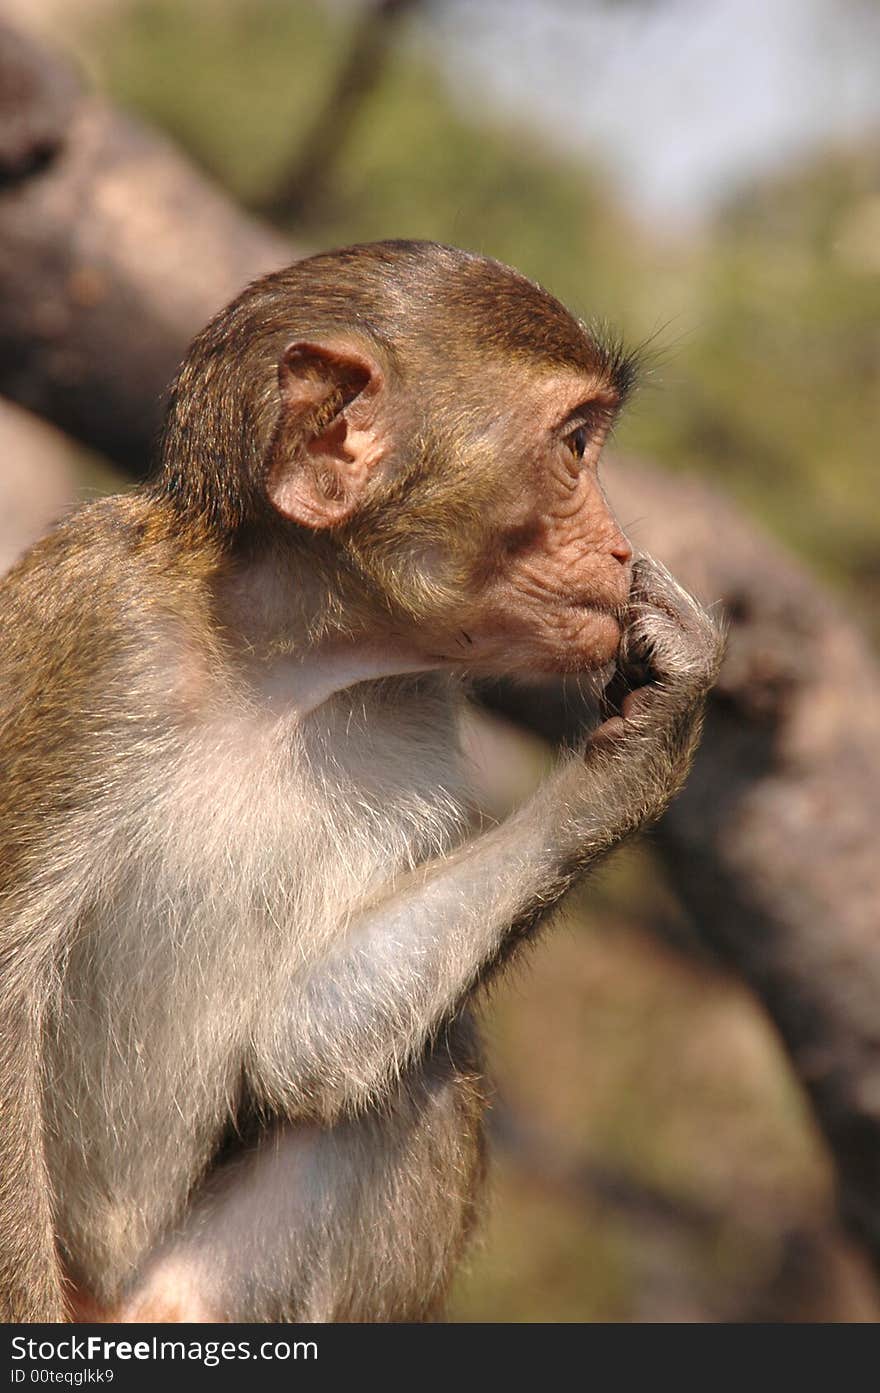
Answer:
0, 242, 722, 1322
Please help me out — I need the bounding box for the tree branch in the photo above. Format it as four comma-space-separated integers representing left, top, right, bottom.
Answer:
257, 0, 425, 222
0, 20, 291, 473
2, 16, 880, 1281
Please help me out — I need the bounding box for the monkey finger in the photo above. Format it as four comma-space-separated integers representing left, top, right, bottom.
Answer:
586, 714, 628, 747
620, 686, 653, 719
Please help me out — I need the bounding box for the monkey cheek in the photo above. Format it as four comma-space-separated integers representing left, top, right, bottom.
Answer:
441, 596, 622, 677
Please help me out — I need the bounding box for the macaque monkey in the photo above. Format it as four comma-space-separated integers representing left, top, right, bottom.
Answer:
0, 241, 723, 1323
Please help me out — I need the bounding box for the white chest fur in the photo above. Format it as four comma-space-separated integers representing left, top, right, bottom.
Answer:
46, 672, 470, 1279
51, 674, 468, 1115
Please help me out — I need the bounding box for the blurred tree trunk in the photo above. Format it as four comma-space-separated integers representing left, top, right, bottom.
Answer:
483, 463, 880, 1267
257, 0, 424, 222
2, 16, 880, 1285
0, 20, 291, 475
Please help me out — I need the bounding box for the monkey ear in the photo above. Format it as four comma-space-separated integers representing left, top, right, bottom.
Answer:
267, 341, 385, 529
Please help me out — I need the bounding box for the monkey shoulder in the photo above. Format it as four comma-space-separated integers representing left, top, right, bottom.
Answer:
0, 494, 224, 846
0, 493, 221, 697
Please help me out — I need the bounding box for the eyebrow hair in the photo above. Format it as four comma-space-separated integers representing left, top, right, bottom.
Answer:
556, 394, 621, 437
586, 321, 642, 403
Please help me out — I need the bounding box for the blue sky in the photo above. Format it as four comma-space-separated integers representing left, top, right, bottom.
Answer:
410, 0, 880, 225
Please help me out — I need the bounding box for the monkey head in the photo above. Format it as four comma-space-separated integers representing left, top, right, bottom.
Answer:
157, 241, 637, 678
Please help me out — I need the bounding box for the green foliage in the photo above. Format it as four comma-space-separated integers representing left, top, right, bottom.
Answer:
623, 155, 880, 614
93, 0, 341, 202
92, 0, 638, 318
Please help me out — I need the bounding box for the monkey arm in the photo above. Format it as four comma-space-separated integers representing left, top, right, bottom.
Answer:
0, 984, 67, 1321
258, 560, 724, 1123
112, 1018, 484, 1323
267, 770, 627, 1120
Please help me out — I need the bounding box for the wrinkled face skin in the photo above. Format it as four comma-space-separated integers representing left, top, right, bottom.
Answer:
254, 328, 634, 686
416, 369, 633, 677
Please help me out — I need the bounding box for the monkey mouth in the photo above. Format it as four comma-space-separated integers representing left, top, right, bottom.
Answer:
564, 600, 625, 643
566, 596, 627, 623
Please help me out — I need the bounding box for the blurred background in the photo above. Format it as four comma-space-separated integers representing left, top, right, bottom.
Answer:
1, 0, 879, 1321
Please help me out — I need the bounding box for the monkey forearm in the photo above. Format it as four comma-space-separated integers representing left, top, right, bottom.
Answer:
258, 733, 686, 1120
259, 564, 722, 1123
259, 815, 566, 1118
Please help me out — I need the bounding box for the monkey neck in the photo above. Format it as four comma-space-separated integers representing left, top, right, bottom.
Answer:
214, 544, 446, 718
256, 645, 444, 718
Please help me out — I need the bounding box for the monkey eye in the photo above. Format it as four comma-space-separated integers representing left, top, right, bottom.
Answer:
564, 424, 591, 462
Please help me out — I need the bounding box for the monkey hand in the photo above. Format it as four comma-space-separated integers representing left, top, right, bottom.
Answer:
616, 554, 725, 715
584, 555, 725, 830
